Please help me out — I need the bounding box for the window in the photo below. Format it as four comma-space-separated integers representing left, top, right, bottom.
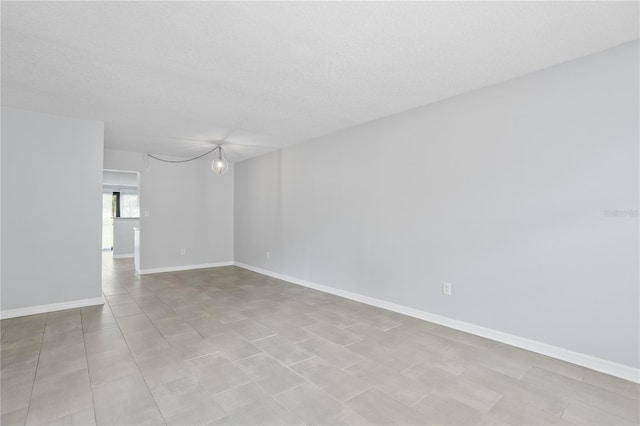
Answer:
107, 190, 139, 218
119, 193, 140, 218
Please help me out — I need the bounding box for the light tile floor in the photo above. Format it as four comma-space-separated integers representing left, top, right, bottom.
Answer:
1, 256, 638, 425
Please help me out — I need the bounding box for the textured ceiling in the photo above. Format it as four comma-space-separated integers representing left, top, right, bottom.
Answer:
2, 2, 638, 162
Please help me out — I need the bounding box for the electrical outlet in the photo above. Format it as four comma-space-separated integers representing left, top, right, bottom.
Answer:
180, 248, 186, 255
266, 251, 270, 259
442, 282, 452, 296
144, 210, 150, 217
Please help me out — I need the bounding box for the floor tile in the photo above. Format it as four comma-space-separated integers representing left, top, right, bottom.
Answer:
87, 349, 141, 387
297, 337, 362, 368
274, 382, 346, 425
83, 328, 129, 356
4, 256, 637, 426
213, 397, 302, 426
186, 353, 252, 394
204, 331, 262, 362
1, 373, 36, 415
581, 369, 640, 400
92, 374, 165, 426
150, 376, 226, 424
234, 353, 305, 396
110, 302, 143, 318
345, 387, 426, 425
251, 334, 313, 366
212, 381, 269, 412
304, 322, 363, 346
135, 349, 192, 388
290, 356, 370, 402
461, 365, 569, 416
345, 359, 434, 406
561, 400, 637, 425
45, 408, 97, 426
26, 369, 93, 425
230, 319, 276, 341
413, 390, 483, 425
1, 407, 29, 426
483, 396, 571, 425
523, 366, 639, 422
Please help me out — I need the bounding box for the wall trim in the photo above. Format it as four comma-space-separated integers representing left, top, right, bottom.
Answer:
234, 261, 639, 383
113, 254, 134, 259
0, 297, 104, 320
139, 261, 234, 275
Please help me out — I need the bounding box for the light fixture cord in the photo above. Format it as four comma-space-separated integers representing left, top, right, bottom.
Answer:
147, 146, 220, 163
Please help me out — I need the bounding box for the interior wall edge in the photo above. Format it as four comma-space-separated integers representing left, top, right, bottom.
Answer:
233, 261, 640, 384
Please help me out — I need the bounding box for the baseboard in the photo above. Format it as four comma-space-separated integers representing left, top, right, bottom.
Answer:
233, 261, 640, 384
113, 253, 134, 259
139, 261, 234, 275
0, 297, 104, 320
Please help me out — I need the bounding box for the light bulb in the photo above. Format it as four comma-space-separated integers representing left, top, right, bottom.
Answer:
211, 156, 228, 174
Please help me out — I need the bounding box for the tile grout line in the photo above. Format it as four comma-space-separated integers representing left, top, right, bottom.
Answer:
184, 350, 222, 362
399, 360, 424, 375
523, 365, 640, 423
340, 359, 363, 371
105, 296, 169, 426
79, 305, 99, 426
242, 349, 352, 411
409, 388, 435, 407
287, 354, 318, 368
231, 351, 265, 365
0, 318, 12, 339
341, 385, 373, 405
23, 313, 48, 426
248, 333, 278, 343
209, 379, 259, 399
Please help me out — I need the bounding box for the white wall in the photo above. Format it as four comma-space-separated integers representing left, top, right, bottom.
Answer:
113, 218, 139, 257
235, 41, 639, 369
103, 170, 138, 188
1, 108, 104, 312
104, 149, 234, 271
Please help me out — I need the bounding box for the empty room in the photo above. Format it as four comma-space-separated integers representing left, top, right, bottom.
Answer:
1, 1, 638, 425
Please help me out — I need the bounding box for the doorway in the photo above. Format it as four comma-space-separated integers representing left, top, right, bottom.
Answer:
102, 170, 140, 258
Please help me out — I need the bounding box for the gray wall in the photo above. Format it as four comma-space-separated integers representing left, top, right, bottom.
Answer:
104, 149, 234, 270
1, 108, 104, 310
113, 218, 139, 257
235, 41, 639, 368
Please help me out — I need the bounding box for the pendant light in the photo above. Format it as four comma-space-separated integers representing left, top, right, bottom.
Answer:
211, 145, 229, 174
147, 143, 230, 175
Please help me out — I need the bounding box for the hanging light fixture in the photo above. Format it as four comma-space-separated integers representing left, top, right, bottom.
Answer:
211, 145, 229, 174
147, 143, 230, 175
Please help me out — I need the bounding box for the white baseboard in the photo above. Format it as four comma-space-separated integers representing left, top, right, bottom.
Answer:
233, 261, 640, 384
113, 253, 134, 259
0, 297, 104, 320
139, 261, 234, 275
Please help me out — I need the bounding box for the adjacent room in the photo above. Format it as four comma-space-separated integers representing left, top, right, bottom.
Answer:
1, 2, 638, 425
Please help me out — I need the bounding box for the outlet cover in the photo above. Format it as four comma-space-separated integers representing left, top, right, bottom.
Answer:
442, 282, 452, 296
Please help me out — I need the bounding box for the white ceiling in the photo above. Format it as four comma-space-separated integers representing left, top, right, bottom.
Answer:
2, 2, 638, 162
